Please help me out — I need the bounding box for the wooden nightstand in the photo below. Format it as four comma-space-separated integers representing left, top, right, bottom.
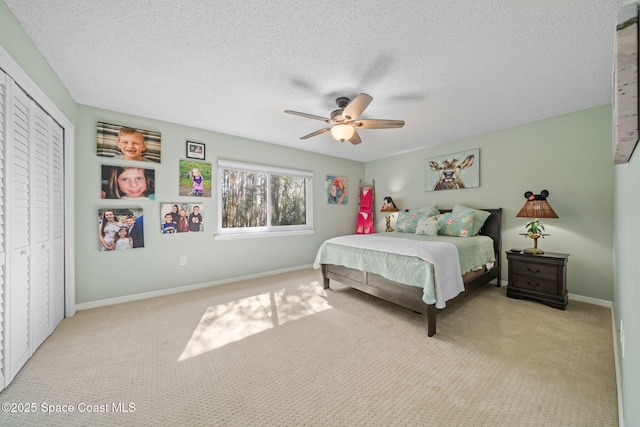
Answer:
506, 251, 569, 310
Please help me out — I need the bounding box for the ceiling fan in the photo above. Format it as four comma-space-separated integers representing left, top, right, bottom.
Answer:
284, 93, 405, 145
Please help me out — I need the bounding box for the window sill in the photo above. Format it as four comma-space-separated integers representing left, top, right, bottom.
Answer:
214, 229, 315, 241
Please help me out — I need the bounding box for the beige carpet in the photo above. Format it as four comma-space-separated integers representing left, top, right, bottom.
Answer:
1, 268, 617, 426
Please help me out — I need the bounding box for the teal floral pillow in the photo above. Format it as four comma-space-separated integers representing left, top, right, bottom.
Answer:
436, 210, 475, 237
415, 216, 440, 236
452, 204, 490, 236
396, 210, 431, 233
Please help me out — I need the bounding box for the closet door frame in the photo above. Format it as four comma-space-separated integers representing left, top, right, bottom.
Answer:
0, 44, 76, 318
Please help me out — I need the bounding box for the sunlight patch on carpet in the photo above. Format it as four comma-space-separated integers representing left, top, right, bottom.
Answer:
179, 281, 329, 361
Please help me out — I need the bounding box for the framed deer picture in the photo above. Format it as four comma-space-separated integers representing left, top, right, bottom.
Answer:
423, 149, 480, 192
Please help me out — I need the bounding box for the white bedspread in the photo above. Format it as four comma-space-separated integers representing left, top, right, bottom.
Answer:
313, 234, 465, 308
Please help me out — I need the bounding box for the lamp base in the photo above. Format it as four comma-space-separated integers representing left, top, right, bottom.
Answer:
385, 227, 395, 232
523, 247, 544, 255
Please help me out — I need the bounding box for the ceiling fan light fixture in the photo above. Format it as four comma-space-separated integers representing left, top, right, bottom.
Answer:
330, 124, 355, 142
285, 93, 404, 144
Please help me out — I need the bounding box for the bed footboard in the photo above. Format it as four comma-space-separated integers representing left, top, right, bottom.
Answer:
321, 262, 498, 336
322, 263, 443, 336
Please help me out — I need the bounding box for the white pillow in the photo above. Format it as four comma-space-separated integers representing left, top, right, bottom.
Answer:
415, 216, 440, 236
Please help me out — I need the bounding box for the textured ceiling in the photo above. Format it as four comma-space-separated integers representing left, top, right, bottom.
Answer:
6, 0, 621, 162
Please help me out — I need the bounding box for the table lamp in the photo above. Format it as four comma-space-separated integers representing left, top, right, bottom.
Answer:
380, 196, 399, 232
516, 190, 558, 254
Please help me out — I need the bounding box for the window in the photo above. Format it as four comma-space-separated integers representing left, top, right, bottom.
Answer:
217, 160, 313, 238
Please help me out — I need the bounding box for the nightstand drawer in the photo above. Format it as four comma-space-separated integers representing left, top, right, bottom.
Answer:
511, 274, 557, 294
511, 262, 557, 281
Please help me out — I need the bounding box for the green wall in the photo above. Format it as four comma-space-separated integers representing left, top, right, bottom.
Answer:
614, 2, 639, 424
75, 105, 364, 304
366, 105, 615, 302
613, 115, 640, 426
614, 124, 640, 425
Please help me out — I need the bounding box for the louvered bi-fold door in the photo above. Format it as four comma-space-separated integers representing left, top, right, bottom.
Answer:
8, 79, 31, 381
0, 69, 7, 389
29, 101, 52, 352
3, 77, 65, 387
0, 59, 66, 392
49, 122, 64, 329
29, 99, 64, 346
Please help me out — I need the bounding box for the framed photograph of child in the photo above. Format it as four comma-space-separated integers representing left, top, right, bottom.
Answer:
96, 121, 161, 163
186, 141, 205, 160
160, 203, 204, 233
101, 165, 156, 200
179, 159, 212, 197
98, 207, 144, 251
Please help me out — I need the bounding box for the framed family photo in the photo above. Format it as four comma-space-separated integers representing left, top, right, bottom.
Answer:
160, 203, 204, 233
98, 207, 144, 251
101, 165, 156, 200
96, 121, 161, 163
186, 141, 206, 160
179, 160, 212, 197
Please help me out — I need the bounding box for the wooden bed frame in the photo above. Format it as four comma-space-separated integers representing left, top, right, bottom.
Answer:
321, 208, 502, 336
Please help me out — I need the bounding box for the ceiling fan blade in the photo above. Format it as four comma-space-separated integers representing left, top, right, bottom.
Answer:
349, 129, 362, 145
300, 128, 331, 139
285, 110, 330, 122
353, 119, 405, 129
342, 93, 373, 121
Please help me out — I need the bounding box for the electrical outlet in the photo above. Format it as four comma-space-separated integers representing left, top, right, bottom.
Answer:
620, 320, 625, 359
180, 256, 187, 266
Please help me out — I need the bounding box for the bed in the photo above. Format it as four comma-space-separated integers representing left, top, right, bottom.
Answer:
313, 208, 502, 336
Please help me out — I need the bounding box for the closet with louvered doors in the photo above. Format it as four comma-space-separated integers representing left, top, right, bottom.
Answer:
0, 68, 65, 389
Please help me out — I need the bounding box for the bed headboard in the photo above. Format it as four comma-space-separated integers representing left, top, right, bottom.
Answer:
439, 208, 502, 262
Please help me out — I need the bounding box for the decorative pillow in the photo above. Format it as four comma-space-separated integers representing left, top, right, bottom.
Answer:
435, 210, 475, 237
395, 210, 432, 233
416, 204, 440, 217
415, 216, 440, 236
452, 204, 490, 235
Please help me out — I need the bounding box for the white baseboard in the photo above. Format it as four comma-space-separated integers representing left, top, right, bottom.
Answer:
567, 293, 612, 308
499, 280, 612, 308
611, 307, 625, 427
76, 264, 315, 311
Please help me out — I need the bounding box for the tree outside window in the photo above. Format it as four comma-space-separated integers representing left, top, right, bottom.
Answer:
218, 161, 312, 235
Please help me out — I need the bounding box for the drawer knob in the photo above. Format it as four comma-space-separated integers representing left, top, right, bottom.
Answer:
526, 281, 541, 287
527, 267, 540, 274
